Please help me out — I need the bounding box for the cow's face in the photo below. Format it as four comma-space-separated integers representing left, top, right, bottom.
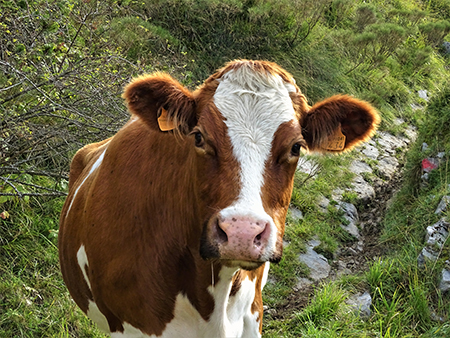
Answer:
123, 60, 379, 271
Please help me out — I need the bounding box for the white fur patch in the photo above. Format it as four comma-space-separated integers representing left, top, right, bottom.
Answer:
214, 67, 297, 259
76, 244, 92, 291
65, 147, 107, 218
106, 267, 260, 338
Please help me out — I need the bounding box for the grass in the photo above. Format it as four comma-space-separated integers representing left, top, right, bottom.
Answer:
0, 197, 106, 338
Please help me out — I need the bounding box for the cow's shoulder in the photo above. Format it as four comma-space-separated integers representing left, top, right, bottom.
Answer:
68, 137, 111, 190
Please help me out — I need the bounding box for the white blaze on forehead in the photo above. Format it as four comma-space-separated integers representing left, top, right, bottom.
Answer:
213, 67, 297, 212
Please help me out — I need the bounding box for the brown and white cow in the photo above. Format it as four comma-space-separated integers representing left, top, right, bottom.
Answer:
59, 60, 379, 337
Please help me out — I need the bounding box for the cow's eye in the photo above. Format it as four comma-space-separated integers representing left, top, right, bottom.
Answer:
194, 132, 204, 148
291, 143, 301, 157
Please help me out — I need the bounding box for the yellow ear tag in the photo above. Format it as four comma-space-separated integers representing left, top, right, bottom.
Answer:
157, 108, 175, 131
324, 125, 346, 151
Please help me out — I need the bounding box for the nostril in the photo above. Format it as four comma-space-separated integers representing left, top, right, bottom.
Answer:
253, 222, 268, 247
216, 218, 228, 244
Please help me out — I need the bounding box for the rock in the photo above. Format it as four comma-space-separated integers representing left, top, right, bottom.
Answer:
418, 89, 429, 101
337, 202, 360, 239
418, 247, 439, 267
435, 196, 450, 215
298, 241, 331, 281
439, 269, 450, 292
318, 195, 330, 212
377, 156, 399, 180
422, 142, 429, 152
351, 175, 375, 203
403, 126, 417, 142
289, 206, 304, 221
350, 160, 372, 175
361, 144, 379, 160
336, 260, 352, 276
346, 291, 372, 319
443, 41, 450, 55
376, 132, 407, 156
332, 188, 344, 202
411, 103, 424, 111
425, 219, 449, 248
295, 277, 313, 290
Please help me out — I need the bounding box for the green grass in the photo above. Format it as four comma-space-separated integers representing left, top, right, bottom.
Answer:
0, 198, 107, 337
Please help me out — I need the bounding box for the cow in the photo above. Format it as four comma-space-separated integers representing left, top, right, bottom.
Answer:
59, 60, 379, 337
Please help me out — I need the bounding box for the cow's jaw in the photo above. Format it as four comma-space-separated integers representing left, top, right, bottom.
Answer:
200, 66, 297, 268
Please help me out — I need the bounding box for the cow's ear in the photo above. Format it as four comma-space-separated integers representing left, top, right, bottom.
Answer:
123, 73, 196, 133
300, 95, 380, 153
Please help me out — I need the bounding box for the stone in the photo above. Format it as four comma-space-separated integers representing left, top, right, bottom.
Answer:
318, 195, 330, 212
289, 206, 304, 221
439, 269, 450, 292
435, 196, 450, 215
361, 144, 379, 160
298, 241, 331, 281
418, 247, 439, 267
418, 89, 429, 101
350, 160, 372, 175
422, 142, 429, 152
295, 277, 313, 290
351, 175, 375, 203
346, 291, 372, 319
425, 219, 449, 248
376, 132, 407, 156
443, 41, 450, 55
403, 125, 417, 142
377, 156, 399, 180
337, 202, 360, 239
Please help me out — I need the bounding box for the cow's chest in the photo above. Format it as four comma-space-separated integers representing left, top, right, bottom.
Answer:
86, 266, 265, 338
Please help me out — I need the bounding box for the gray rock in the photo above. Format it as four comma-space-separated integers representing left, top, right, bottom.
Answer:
376, 132, 407, 155
425, 219, 449, 248
443, 41, 450, 55
422, 142, 429, 151
351, 175, 375, 203
361, 144, 379, 160
418, 247, 439, 267
411, 103, 425, 111
318, 195, 330, 212
404, 126, 417, 142
418, 89, 429, 101
439, 269, 450, 292
350, 160, 372, 175
346, 291, 372, 319
289, 206, 304, 221
435, 196, 450, 215
295, 277, 313, 290
298, 242, 330, 281
337, 202, 360, 239
377, 156, 399, 180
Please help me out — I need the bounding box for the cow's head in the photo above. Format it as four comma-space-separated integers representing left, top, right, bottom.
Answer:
123, 60, 379, 270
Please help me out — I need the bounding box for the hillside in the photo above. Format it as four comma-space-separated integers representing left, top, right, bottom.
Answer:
1, 0, 450, 337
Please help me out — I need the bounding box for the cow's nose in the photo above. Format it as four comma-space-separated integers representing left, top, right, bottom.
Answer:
214, 215, 270, 261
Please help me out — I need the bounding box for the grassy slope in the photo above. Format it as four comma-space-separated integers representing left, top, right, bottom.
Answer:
1, 0, 450, 336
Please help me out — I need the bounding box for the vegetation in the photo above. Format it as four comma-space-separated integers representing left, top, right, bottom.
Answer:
1, 0, 450, 336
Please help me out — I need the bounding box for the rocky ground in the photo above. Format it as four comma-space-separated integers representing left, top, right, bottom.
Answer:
266, 119, 419, 319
